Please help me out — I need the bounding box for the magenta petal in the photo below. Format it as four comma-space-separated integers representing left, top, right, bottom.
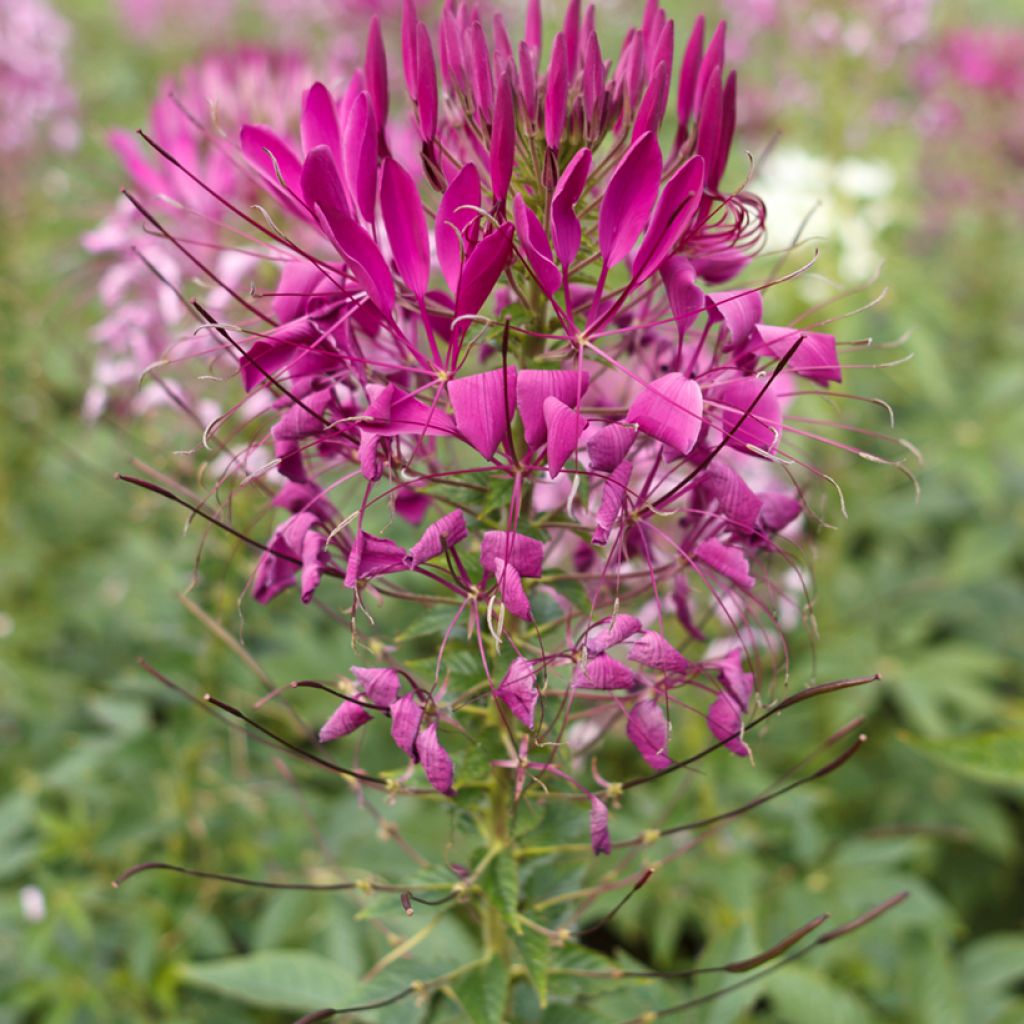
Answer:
493, 557, 532, 620
754, 324, 842, 384
707, 692, 750, 757
627, 700, 672, 770
592, 459, 632, 546
551, 147, 592, 267
490, 74, 515, 205
418, 722, 455, 795
301, 83, 341, 166
390, 692, 423, 758
543, 397, 587, 477
706, 290, 763, 347
716, 648, 754, 710
586, 614, 643, 655
241, 124, 303, 198
496, 657, 538, 728
454, 222, 514, 320
300, 145, 349, 221
627, 373, 703, 455
696, 463, 763, 534
590, 795, 611, 855
381, 157, 430, 298
544, 33, 569, 150
598, 131, 663, 268
352, 667, 401, 707
628, 632, 691, 674
480, 531, 544, 577
661, 256, 705, 338
342, 92, 378, 223
758, 491, 802, 535
448, 366, 517, 459
344, 532, 407, 587
405, 509, 468, 568
633, 155, 705, 284
365, 17, 389, 131
299, 530, 326, 603
695, 538, 755, 589
586, 422, 635, 471
517, 369, 591, 448
436, 163, 482, 293
513, 195, 561, 299
401, 0, 418, 95
319, 699, 372, 742
572, 653, 636, 690
416, 23, 439, 141
713, 377, 782, 455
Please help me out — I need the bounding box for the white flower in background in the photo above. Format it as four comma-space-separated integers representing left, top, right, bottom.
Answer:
19, 885, 47, 923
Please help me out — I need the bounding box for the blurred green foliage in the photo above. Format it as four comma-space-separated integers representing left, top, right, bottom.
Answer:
2, 0, 1022, 1021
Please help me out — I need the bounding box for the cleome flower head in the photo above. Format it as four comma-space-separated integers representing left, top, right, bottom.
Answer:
100, 0, 905, 856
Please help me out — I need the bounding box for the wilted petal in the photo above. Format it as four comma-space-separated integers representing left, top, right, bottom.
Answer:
319, 698, 372, 742
418, 722, 455, 795
627, 373, 703, 455
572, 653, 635, 690
352, 667, 401, 707
416, 23, 439, 140
627, 700, 672, 770
628, 631, 691, 674
707, 692, 749, 757
364, 17, 389, 131
590, 795, 611, 854
587, 422, 635, 471
661, 256, 705, 338
753, 325, 841, 385
544, 397, 587, 477
480, 531, 544, 577
448, 366, 517, 459
436, 164, 481, 293
381, 158, 430, 298
716, 648, 754, 710
598, 131, 662, 269
493, 557, 532, 620
299, 530, 327, 603
390, 692, 423, 758
758, 491, 802, 535
516, 368, 591, 447
586, 614, 643, 655
712, 377, 782, 455
496, 657, 538, 727
454, 223, 514, 320
695, 538, 755, 589
551, 148, 592, 267
405, 509, 468, 568
592, 459, 632, 545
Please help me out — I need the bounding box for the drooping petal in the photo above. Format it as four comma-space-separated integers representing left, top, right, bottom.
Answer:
364, 17, 389, 133
496, 657, 538, 727
707, 692, 749, 757
712, 377, 783, 455
543, 397, 587, 477
627, 700, 672, 770
513, 195, 561, 299
586, 614, 643, 655
362, 383, 457, 437
240, 124, 303, 199
572, 653, 636, 690
706, 289, 763, 347
516, 368, 591, 447
592, 459, 632, 545
757, 491, 802, 535
352, 667, 401, 707
454, 222, 514, 320
551, 147, 592, 267
590, 795, 611, 854
390, 692, 423, 758
696, 462, 763, 534
344, 532, 407, 587
753, 325, 842, 385
341, 92, 378, 223
405, 509, 469, 568
695, 538, 755, 589
381, 157, 430, 298
480, 531, 544, 576
493, 557, 532, 620
628, 631, 691, 674
299, 529, 327, 603
316, 200, 395, 313
436, 163, 482, 293
418, 722, 455, 795
448, 366, 517, 458
586, 422, 635, 471
633, 155, 705, 284
598, 131, 662, 269
416, 23, 439, 141
627, 373, 703, 455
319, 699, 372, 742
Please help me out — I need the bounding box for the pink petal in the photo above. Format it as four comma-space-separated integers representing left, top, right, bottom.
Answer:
716, 648, 754, 710
694, 538, 755, 590
543, 397, 587, 477
405, 509, 469, 568
661, 256, 705, 337
592, 459, 632, 546
493, 557, 532, 620
516, 368, 591, 447
364, 17, 389, 132
627, 373, 703, 454
677, 15, 705, 127
344, 532, 407, 587
342, 92, 378, 223
381, 158, 430, 298
707, 692, 750, 757
598, 131, 662, 269
448, 366, 517, 459
480, 531, 544, 577
496, 657, 538, 727
551, 148, 592, 267
712, 377, 782, 455
590, 795, 611, 854
586, 422, 635, 471
490, 74, 515, 206
544, 34, 569, 150
390, 692, 423, 758
525, 0, 542, 52
401, 0, 418, 95
240, 124, 303, 198
362, 383, 456, 437
753, 325, 842, 385
436, 163, 482, 293
572, 653, 636, 690
562, 0, 582, 72
626, 700, 672, 770
301, 83, 341, 166
300, 145, 349, 221
513, 195, 561, 298
352, 667, 401, 707
628, 631, 691, 674
586, 614, 643, 655
706, 290, 763, 347
454, 222, 514, 320
416, 23, 439, 141
418, 722, 455, 795
633, 155, 705, 284
758, 491, 802, 535
299, 530, 326, 603
319, 699, 372, 742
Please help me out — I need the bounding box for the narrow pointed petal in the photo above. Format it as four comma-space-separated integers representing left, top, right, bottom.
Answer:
586, 614, 643, 655
551, 148, 592, 266
381, 157, 430, 298
572, 653, 636, 690
436, 163, 482, 293
707, 692, 749, 757
493, 557, 531, 620
415, 23, 438, 140
490, 74, 515, 206
586, 422, 635, 471
695, 538, 755, 589
633, 155, 705, 284
390, 692, 423, 758
543, 396, 587, 477
448, 366, 517, 458
627, 700, 672, 769
315, 193, 395, 313
628, 631, 691, 674
598, 132, 663, 268
480, 531, 544, 577
319, 699, 372, 742
590, 796, 611, 854
706, 289, 763, 346
342, 92, 378, 222
544, 34, 569, 150
631, 60, 670, 141
418, 722, 455, 794
627, 373, 703, 454
405, 509, 469, 568
454, 223, 514, 320
513, 195, 561, 298
592, 459, 632, 545
516, 368, 591, 447
301, 83, 341, 166
525, 0, 542, 52
299, 530, 326, 603
496, 657, 538, 727
401, 0, 419, 95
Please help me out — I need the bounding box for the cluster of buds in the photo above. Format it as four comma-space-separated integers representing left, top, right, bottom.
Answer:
98, 0, 882, 853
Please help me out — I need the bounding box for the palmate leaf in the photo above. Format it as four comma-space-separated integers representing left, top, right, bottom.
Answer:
179, 949, 360, 1012
901, 730, 1024, 790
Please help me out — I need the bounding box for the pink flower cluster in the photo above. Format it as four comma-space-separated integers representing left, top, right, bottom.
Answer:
102, 1, 867, 853
0, 0, 78, 158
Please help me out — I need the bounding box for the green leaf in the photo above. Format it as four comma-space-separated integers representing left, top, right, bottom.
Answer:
453, 957, 510, 1024
765, 964, 873, 1024
900, 730, 1024, 790
516, 929, 551, 1007
482, 851, 522, 933
179, 950, 360, 1012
